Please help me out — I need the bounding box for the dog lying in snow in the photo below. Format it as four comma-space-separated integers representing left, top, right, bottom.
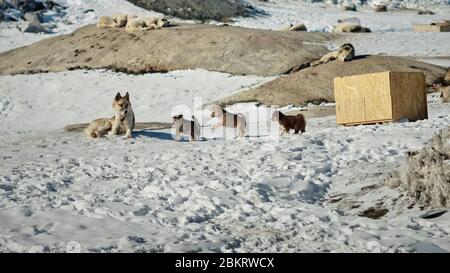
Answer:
172, 114, 201, 142
97, 14, 131, 28
143, 16, 170, 30
210, 105, 246, 138
281, 23, 307, 32
332, 21, 371, 33
125, 16, 170, 32
97, 14, 169, 32
84, 92, 135, 139
272, 110, 306, 135
311, 43, 355, 67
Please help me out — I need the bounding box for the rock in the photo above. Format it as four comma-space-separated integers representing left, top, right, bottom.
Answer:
373, 5, 387, 12
385, 127, 450, 208
358, 207, 389, 219
23, 11, 44, 23
0, 24, 330, 76
20, 21, 50, 33
342, 4, 357, 12
126, 0, 265, 22
218, 55, 446, 106
418, 10, 435, 15
64, 122, 172, 132
0, 0, 15, 10
10, 0, 46, 13
420, 209, 447, 219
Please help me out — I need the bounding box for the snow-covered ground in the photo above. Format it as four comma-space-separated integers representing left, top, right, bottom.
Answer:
0, 0, 449, 253
0, 0, 163, 52
0, 69, 449, 253
0, 70, 272, 131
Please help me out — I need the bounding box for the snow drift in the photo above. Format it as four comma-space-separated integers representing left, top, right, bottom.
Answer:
386, 127, 450, 208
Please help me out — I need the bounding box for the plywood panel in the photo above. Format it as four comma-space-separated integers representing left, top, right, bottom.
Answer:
336, 97, 365, 124
364, 95, 392, 121
334, 71, 391, 99
390, 72, 427, 121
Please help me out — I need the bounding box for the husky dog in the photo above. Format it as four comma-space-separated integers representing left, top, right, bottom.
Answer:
125, 17, 148, 32
143, 16, 170, 30
444, 69, 450, 85
282, 23, 307, 32
172, 114, 201, 142
332, 22, 371, 33
84, 92, 135, 139
272, 110, 306, 135
210, 105, 246, 138
113, 14, 130, 27
440, 86, 450, 103
97, 16, 118, 28
311, 43, 355, 67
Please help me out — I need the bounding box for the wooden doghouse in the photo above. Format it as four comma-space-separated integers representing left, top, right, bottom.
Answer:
414, 21, 450, 32
334, 71, 428, 126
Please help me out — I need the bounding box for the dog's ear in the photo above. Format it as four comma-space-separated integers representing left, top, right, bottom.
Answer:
124, 92, 130, 100
115, 92, 122, 101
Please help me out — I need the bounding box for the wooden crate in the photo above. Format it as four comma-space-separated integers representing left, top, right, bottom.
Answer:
334, 71, 428, 126
414, 23, 450, 32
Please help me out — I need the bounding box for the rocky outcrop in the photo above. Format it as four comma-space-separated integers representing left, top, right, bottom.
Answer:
0, 24, 331, 76
126, 0, 265, 22
218, 55, 446, 106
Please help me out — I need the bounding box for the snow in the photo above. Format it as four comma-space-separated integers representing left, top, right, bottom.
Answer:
0, 70, 271, 131
0, 0, 449, 253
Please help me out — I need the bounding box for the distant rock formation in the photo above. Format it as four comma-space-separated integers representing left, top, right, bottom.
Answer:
126, 0, 266, 22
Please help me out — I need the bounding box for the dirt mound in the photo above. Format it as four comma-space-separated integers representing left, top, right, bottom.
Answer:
64, 122, 171, 132
218, 55, 446, 106
0, 24, 331, 76
385, 127, 450, 208
127, 0, 265, 22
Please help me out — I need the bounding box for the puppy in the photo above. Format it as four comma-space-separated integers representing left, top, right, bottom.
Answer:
210, 105, 246, 138
272, 110, 306, 135
172, 115, 201, 142
84, 92, 135, 139
311, 43, 355, 67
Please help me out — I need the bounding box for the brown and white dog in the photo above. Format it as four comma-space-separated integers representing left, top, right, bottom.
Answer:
172, 114, 201, 142
311, 43, 355, 67
210, 105, 246, 138
84, 92, 135, 139
272, 110, 306, 135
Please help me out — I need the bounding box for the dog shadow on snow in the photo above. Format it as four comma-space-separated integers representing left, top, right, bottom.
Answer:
134, 129, 207, 142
